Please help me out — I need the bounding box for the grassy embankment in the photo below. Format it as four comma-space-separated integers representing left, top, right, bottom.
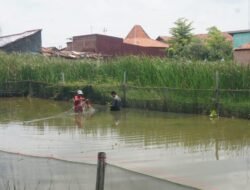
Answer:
0, 51, 249, 118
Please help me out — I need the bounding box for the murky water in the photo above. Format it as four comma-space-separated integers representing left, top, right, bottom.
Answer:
0, 97, 250, 190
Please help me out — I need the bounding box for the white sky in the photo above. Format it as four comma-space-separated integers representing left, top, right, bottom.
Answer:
0, 0, 249, 47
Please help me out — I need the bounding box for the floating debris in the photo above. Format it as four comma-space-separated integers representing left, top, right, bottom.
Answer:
41, 47, 109, 60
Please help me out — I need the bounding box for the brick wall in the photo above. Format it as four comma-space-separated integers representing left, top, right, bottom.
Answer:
234, 50, 250, 65
67, 34, 166, 57
72, 35, 97, 52
122, 43, 166, 57
96, 35, 123, 55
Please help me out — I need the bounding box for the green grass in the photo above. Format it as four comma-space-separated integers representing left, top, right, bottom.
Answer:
0, 52, 249, 89
0, 51, 249, 118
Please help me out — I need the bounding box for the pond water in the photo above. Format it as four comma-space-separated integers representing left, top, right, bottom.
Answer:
0, 97, 250, 190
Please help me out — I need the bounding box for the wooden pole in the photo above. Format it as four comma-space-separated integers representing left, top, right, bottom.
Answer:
96, 152, 106, 190
61, 72, 65, 84
215, 71, 220, 114
29, 81, 33, 97
122, 71, 127, 107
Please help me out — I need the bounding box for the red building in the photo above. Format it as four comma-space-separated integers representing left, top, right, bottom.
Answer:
234, 43, 250, 65
66, 25, 168, 57
67, 34, 123, 56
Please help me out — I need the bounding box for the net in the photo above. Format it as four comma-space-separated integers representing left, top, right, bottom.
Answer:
0, 151, 197, 190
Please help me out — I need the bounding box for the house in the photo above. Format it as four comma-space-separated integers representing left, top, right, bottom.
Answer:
227, 29, 250, 49
156, 36, 172, 44
226, 30, 250, 65
66, 34, 123, 56
123, 25, 168, 56
157, 30, 250, 64
0, 29, 42, 53
65, 25, 168, 57
234, 43, 250, 65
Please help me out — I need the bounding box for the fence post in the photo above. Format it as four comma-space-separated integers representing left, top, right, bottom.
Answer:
215, 71, 220, 114
122, 71, 127, 107
61, 72, 65, 84
28, 81, 33, 97
96, 152, 106, 190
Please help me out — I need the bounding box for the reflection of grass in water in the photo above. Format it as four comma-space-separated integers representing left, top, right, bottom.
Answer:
1, 180, 80, 190
1, 180, 62, 190
0, 98, 71, 123
1, 180, 19, 190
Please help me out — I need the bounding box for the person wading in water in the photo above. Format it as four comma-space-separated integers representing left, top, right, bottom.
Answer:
73, 89, 93, 113
73, 90, 86, 113
110, 91, 121, 111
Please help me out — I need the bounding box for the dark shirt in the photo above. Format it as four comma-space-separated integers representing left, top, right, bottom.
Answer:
110, 95, 121, 111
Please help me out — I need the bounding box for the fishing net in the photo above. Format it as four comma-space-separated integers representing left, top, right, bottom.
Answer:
0, 151, 197, 190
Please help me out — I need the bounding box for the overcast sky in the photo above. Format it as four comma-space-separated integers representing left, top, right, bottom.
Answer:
0, 0, 249, 47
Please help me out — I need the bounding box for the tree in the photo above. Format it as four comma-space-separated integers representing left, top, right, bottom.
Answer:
185, 37, 209, 60
206, 26, 233, 61
167, 19, 233, 61
167, 18, 194, 58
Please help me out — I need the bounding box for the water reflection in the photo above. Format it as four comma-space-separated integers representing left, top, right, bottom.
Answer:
0, 97, 250, 160
0, 98, 250, 189
110, 111, 122, 126
75, 113, 84, 128
0, 97, 70, 122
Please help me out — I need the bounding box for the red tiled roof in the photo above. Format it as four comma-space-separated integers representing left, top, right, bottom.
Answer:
124, 38, 169, 48
235, 43, 250, 50
124, 25, 169, 48
156, 36, 172, 42
195, 32, 233, 41
195, 34, 208, 40
125, 25, 150, 39
223, 33, 233, 41
157, 32, 233, 43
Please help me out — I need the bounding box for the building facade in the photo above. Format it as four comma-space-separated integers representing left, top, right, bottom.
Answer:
234, 43, 250, 65
66, 25, 168, 57
228, 30, 250, 49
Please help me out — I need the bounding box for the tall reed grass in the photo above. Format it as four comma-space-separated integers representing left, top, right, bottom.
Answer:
0, 52, 249, 90
0, 51, 249, 118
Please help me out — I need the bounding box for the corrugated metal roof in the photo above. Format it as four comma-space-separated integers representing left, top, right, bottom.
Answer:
124, 25, 168, 48
0, 29, 41, 47
72, 33, 122, 40
227, 29, 250, 35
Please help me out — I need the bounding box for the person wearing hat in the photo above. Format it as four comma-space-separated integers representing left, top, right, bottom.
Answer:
73, 90, 85, 113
